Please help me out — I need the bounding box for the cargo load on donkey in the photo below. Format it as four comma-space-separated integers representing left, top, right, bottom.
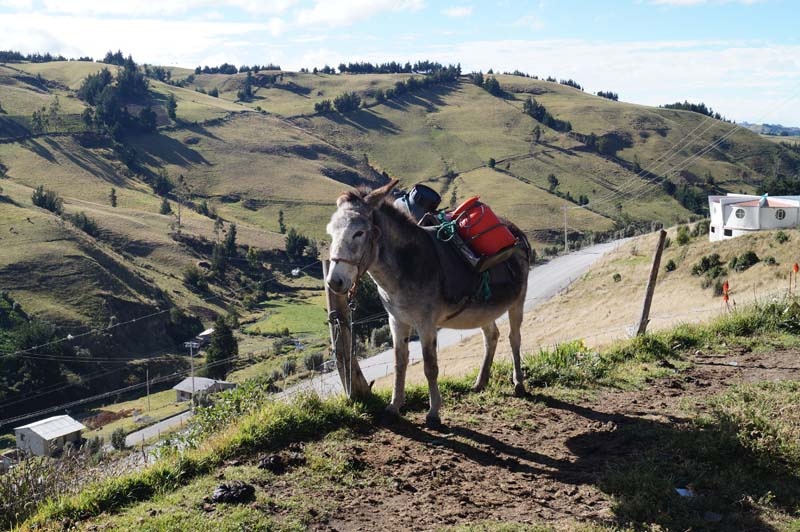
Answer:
394, 184, 522, 272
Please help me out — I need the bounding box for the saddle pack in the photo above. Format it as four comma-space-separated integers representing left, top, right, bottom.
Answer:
394, 184, 526, 306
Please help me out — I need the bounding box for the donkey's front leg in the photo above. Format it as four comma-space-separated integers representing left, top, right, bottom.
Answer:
386, 316, 412, 417
419, 327, 442, 426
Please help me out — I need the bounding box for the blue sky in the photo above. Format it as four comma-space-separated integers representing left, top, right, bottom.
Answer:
1, 0, 799, 124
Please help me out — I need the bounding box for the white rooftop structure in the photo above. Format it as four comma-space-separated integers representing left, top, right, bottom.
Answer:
173, 377, 222, 394
708, 194, 800, 241
172, 377, 237, 401
14, 415, 86, 441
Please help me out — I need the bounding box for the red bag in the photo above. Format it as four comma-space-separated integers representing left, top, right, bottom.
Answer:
451, 196, 516, 256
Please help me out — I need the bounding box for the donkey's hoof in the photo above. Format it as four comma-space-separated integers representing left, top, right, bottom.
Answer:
472, 383, 485, 393
380, 406, 401, 425
425, 414, 442, 429
513, 383, 527, 397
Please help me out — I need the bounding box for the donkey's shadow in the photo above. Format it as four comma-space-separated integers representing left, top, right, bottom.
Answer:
383, 391, 800, 531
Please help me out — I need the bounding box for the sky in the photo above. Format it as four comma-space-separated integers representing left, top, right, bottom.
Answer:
1, 0, 799, 125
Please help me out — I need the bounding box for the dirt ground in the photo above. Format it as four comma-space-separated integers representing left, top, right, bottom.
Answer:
298, 348, 800, 531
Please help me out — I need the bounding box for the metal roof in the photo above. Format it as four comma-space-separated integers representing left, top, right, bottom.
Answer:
197, 328, 214, 338
172, 377, 231, 393
14, 415, 86, 441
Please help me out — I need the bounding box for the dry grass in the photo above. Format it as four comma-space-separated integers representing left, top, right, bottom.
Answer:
377, 226, 800, 389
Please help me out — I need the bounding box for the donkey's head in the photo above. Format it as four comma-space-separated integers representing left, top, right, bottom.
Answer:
325, 179, 398, 294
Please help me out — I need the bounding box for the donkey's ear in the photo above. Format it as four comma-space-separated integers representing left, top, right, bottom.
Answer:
364, 179, 399, 210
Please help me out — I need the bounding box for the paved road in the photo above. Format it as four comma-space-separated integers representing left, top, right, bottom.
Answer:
286, 239, 624, 398
123, 409, 192, 448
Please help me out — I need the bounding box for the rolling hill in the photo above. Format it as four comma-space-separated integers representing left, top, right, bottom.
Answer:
1, 57, 799, 418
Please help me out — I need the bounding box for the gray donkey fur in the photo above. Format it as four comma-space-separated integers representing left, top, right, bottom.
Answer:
326, 179, 531, 425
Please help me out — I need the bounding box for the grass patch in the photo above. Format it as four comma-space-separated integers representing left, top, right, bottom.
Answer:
28, 392, 370, 528
246, 293, 328, 338
600, 380, 800, 530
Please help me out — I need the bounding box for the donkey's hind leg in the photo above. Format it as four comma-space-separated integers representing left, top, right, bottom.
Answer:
386, 316, 412, 417
508, 295, 526, 397
473, 321, 500, 392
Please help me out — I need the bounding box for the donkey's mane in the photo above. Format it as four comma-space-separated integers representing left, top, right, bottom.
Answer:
337, 186, 421, 233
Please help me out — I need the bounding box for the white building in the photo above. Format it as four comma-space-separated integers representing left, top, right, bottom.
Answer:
708, 194, 800, 241
172, 377, 237, 402
14, 415, 86, 457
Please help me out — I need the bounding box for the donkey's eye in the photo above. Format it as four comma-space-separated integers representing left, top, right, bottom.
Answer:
353, 230, 364, 239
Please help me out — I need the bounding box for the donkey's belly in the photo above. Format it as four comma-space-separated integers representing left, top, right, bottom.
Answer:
438, 302, 512, 329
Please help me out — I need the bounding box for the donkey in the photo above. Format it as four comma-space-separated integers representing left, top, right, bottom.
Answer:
325, 179, 531, 425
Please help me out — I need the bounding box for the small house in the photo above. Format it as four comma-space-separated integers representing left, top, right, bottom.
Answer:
708, 194, 800, 241
14, 415, 86, 457
195, 328, 214, 347
173, 377, 237, 402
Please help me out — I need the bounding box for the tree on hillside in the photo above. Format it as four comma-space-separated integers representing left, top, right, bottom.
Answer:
31, 185, 63, 214
285, 228, 309, 262
483, 76, 502, 97
532, 125, 541, 144
166, 93, 177, 120
333, 92, 361, 113
206, 315, 238, 379
109, 188, 117, 207
138, 106, 157, 132
152, 169, 173, 196
159, 197, 172, 214
224, 223, 237, 257
547, 173, 559, 192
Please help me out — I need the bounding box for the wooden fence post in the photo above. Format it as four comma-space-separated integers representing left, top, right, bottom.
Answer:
322, 260, 371, 399
636, 229, 667, 336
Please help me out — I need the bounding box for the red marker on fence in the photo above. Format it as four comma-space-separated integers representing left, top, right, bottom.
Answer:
722, 280, 729, 295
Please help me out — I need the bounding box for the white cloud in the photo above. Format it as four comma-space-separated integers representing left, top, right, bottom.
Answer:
650, 0, 765, 5
512, 14, 544, 31
0, 13, 274, 66
413, 38, 800, 123
295, 0, 425, 28
441, 5, 472, 17
35, 0, 298, 17
0, 0, 32, 8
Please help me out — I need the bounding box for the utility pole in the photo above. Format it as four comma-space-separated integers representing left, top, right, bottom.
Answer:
636, 229, 667, 336
146, 367, 151, 413
563, 206, 568, 253
183, 340, 199, 412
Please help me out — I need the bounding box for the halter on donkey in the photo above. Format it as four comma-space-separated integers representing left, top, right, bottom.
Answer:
326, 179, 531, 425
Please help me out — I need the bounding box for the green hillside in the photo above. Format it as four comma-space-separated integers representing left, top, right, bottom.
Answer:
1, 57, 799, 421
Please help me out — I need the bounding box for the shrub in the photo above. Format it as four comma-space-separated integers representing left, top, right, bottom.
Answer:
31, 185, 63, 214
676, 225, 690, 246
68, 211, 100, 237
281, 358, 297, 378
333, 92, 361, 113
612, 273, 622, 283
664, 259, 677, 272
303, 351, 325, 371
730, 251, 759, 272
370, 324, 392, 347
182, 266, 208, 291
775, 230, 790, 244
159, 197, 172, 215
110, 428, 127, 450
764, 256, 777, 266
692, 254, 723, 276
690, 220, 709, 237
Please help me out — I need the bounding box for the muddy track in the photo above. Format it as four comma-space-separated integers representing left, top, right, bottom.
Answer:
297, 348, 800, 531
